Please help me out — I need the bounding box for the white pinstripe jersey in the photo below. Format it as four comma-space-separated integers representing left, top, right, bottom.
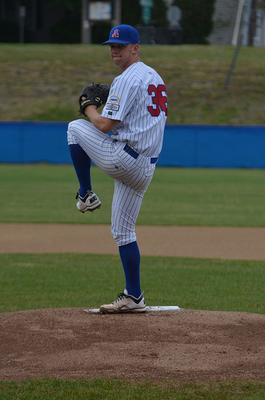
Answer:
101, 61, 167, 157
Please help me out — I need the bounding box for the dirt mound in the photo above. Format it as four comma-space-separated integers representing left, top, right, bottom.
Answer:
1, 308, 265, 382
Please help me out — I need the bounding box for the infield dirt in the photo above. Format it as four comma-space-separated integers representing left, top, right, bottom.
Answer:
1, 223, 265, 260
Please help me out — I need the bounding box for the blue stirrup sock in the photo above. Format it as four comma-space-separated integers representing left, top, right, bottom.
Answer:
69, 144, 91, 198
119, 241, 141, 298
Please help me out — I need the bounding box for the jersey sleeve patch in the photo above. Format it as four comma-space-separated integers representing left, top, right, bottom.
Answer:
105, 95, 120, 112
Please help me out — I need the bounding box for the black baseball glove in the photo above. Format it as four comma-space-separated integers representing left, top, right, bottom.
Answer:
79, 83, 110, 115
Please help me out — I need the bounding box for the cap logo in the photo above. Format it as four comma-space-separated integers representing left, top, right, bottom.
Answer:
111, 29, 120, 38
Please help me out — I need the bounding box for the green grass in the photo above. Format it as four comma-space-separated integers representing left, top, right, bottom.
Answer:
0, 253, 265, 314
0, 44, 264, 124
1, 379, 265, 400
0, 164, 265, 226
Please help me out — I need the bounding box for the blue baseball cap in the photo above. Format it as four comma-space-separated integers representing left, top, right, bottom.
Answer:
103, 24, 140, 45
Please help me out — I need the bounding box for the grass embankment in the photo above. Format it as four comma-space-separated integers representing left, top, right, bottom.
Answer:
0, 44, 264, 124
0, 164, 264, 226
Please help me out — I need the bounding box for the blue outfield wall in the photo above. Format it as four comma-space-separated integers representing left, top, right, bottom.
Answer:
160, 124, 265, 168
0, 122, 70, 164
0, 121, 265, 167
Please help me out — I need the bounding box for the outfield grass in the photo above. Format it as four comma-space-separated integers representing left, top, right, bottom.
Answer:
0, 253, 265, 314
0, 44, 264, 124
1, 379, 265, 400
0, 164, 265, 226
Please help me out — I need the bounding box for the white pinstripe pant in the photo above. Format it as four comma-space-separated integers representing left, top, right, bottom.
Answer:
67, 119, 156, 246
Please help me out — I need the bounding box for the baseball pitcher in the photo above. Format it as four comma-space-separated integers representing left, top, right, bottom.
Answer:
67, 24, 167, 313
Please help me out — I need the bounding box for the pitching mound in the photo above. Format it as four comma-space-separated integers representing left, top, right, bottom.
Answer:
1, 308, 265, 382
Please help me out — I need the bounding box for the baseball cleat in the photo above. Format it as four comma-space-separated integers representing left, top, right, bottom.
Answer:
76, 191, 101, 213
100, 289, 146, 313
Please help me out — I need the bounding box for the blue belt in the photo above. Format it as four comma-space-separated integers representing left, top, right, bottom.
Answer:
123, 144, 158, 164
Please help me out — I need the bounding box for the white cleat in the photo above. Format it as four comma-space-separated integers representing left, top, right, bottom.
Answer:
76, 191, 101, 213
100, 289, 146, 314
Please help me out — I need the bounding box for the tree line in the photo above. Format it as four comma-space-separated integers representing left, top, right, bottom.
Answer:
0, 0, 215, 44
